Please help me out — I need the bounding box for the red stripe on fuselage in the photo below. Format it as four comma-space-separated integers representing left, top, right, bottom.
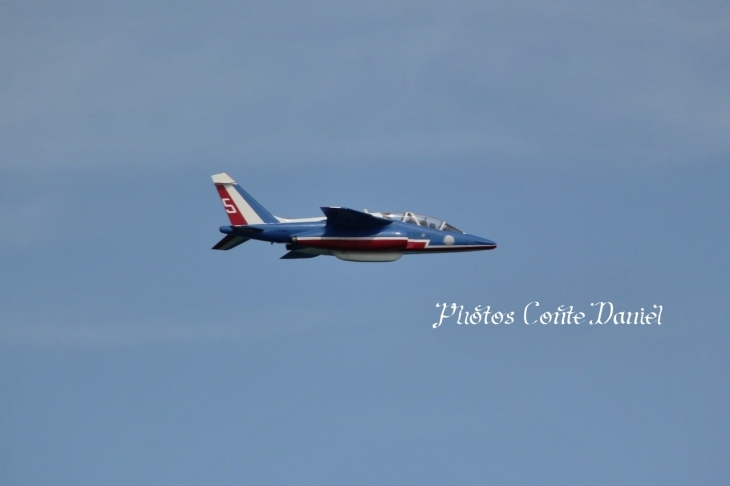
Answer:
216, 185, 247, 225
296, 237, 408, 251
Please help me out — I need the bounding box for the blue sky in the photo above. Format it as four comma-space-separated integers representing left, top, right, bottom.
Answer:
1, 2, 729, 485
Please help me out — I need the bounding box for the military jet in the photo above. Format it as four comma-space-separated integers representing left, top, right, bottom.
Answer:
211, 173, 496, 262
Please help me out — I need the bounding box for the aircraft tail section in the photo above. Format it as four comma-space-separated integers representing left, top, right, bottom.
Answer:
212, 173, 278, 225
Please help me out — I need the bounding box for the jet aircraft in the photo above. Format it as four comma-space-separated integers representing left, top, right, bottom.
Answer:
211, 173, 496, 262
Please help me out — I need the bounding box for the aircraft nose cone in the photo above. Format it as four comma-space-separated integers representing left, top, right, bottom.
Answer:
475, 236, 497, 248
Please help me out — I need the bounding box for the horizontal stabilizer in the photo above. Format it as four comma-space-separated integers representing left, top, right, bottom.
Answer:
212, 234, 250, 251
220, 225, 264, 236
321, 207, 392, 230
281, 250, 320, 259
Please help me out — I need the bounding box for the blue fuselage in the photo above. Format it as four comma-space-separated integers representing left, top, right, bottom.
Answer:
220, 219, 496, 254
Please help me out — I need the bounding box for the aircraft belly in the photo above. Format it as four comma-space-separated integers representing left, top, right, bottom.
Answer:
333, 251, 402, 262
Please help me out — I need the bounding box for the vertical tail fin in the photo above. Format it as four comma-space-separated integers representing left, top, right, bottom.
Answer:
212, 173, 278, 225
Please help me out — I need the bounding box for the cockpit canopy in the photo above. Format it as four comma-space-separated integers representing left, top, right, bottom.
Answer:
372, 211, 464, 233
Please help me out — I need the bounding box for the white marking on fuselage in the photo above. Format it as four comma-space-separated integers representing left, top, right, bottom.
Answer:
275, 216, 327, 223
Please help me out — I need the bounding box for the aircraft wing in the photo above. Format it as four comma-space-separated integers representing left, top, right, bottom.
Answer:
320, 207, 392, 230
281, 250, 320, 259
